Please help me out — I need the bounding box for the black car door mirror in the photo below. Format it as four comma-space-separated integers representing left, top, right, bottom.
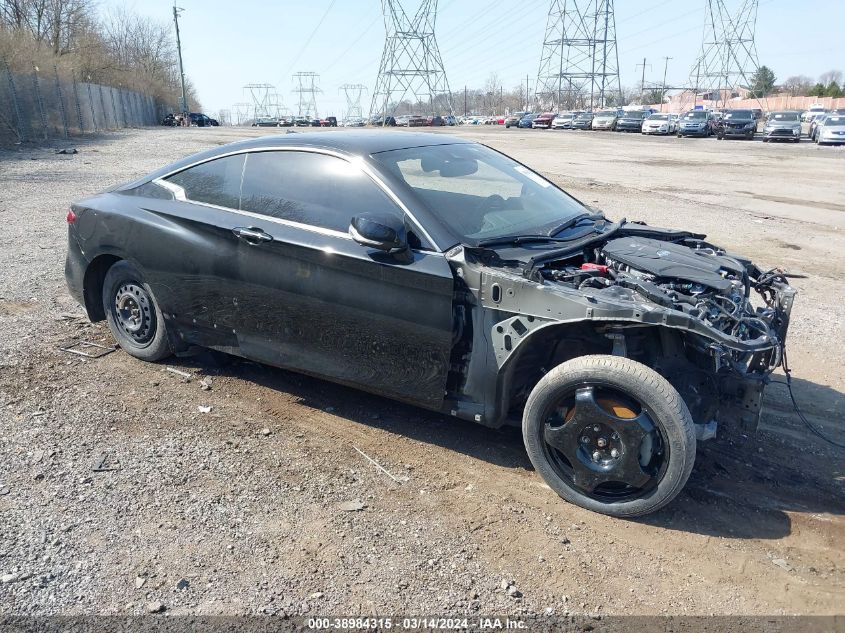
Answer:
350, 213, 409, 254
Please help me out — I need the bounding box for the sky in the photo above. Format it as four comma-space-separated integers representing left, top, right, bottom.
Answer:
116, 0, 843, 118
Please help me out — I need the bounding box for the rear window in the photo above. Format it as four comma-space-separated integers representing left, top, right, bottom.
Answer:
825, 116, 845, 125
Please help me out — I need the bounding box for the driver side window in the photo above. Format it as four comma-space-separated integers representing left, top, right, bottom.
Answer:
239, 151, 405, 234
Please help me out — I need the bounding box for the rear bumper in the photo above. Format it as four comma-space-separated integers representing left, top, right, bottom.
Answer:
64, 228, 87, 310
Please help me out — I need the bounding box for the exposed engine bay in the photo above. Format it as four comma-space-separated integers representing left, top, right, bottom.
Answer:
538, 235, 793, 376
454, 222, 797, 434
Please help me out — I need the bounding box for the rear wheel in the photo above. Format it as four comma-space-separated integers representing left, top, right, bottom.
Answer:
522, 355, 696, 517
102, 261, 172, 362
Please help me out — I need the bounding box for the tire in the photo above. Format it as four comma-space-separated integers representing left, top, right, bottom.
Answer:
102, 260, 172, 362
522, 355, 696, 517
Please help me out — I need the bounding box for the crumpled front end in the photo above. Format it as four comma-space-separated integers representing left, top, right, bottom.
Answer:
452, 231, 796, 435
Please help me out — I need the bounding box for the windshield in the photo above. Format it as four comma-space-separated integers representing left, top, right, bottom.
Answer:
372, 143, 588, 245
724, 110, 753, 119
595, 111, 617, 118
770, 112, 800, 122
648, 114, 668, 120
825, 116, 845, 126
683, 111, 707, 120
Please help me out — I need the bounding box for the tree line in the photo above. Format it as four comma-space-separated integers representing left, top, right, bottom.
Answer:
0, 0, 200, 112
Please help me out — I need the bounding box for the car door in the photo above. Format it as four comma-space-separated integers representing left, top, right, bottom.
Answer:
227, 149, 455, 408
124, 153, 254, 348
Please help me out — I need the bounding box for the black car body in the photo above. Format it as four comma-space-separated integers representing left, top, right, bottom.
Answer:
65, 133, 795, 518
615, 111, 650, 132
571, 113, 594, 129
188, 112, 217, 127
715, 109, 757, 140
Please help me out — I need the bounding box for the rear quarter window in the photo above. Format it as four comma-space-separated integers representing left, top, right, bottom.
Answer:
166, 154, 246, 209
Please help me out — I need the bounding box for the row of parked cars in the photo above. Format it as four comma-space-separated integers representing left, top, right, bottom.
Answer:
499, 107, 845, 145
805, 110, 845, 145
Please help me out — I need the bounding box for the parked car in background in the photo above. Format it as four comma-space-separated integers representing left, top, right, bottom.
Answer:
815, 114, 845, 146
395, 115, 411, 127
371, 115, 397, 127
518, 114, 538, 128
801, 104, 826, 122
571, 112, 594, 130
808, 113, 827, 141
343, 117, 366, 127
615, 110, 650, 133
762, 111, 802, 143
189, 112, 218, 127
319, 117, 338, 127
592, 110, 621, 131
408, 115, 427, 127
641, 113, 677, 135
253, 117, 280, 128
715, 109, 757, 140
161, 113, 178, 126
505, 112, 529, 128
532, 112, 557, 129
427, 115, 445, 126
677, 110, 714, 137
444, 115, 458, 126
294, 117, 311, 127
551, 112, 579, 129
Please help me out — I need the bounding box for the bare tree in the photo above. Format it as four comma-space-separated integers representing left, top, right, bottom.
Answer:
782, 75, 813, 96
818, 70, 843, 87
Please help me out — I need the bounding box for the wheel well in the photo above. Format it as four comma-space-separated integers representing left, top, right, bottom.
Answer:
83, 255, 121, 321
500, 322, 718, 426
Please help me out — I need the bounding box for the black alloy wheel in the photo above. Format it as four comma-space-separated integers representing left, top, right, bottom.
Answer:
523, 355, 696, 517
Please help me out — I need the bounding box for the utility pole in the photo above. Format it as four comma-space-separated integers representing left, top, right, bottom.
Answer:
526, 74, 529, 111
661, 56, 672, 109
464, 85, 467, 117
172, 2, 188, 119
636, 57, 651, 104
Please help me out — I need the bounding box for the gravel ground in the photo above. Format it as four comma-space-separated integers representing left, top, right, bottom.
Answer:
0, 126, 843, 618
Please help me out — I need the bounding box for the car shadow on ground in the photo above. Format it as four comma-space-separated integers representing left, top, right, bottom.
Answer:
186, 352, 845, 540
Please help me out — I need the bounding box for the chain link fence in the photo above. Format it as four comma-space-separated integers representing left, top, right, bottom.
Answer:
0, 60, 159, 144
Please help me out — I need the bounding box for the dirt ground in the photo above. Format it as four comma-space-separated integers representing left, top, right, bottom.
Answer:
0, 126, 843, 618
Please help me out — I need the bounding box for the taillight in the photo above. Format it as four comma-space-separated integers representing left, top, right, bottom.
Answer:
66, 209, 76, 224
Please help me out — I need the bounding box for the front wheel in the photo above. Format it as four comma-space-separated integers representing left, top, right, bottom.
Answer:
102, 261, 172, 362
522, 355, 696, 517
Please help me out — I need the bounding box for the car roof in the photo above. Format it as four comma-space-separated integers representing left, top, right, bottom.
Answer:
122, 131, 473, 187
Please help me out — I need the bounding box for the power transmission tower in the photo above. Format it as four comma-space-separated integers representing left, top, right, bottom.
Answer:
292, 72, 321, 118
267, 92, 289, 119
244, 83, 275, 119
689, 0, 762, 109
339, 83, 368, 120
370, 0, 453, 119
535, 0, 621, 111
233, 102, 252, 125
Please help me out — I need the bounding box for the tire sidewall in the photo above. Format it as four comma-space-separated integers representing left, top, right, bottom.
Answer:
522, 355, 696, 518
102, 261, 172, 362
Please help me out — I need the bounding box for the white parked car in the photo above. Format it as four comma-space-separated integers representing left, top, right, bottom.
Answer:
551, 112, 578, 129
642, 113, 678, 135
816, 114, 845, 146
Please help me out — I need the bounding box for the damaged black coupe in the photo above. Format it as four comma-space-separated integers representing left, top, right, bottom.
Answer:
65, 133, 796, 517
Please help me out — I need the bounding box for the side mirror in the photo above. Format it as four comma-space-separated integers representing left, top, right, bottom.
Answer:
350, 213, 409, 254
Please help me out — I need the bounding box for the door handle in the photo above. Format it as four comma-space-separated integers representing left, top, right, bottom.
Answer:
232, 226, 273, 244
